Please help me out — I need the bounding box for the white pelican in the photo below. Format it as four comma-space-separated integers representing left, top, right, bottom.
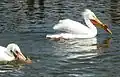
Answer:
46, 9, 112, 39
0, 43, 27, 61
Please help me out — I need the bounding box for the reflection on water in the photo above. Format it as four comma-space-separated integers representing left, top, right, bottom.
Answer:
53, 37, 111, 60
0, 61, 25, 77
43, 37, 112, 76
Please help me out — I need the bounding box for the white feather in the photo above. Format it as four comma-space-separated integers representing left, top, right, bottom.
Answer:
46, 9, 98, 39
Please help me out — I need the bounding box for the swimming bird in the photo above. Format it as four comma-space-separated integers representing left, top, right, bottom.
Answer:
0, 43, 27, 61
46, 9, 112, 39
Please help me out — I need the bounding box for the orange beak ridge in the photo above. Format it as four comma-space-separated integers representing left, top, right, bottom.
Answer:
90, 19, 112, 34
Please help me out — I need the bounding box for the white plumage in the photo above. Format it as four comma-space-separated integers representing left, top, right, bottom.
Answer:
46, 9, 111, 39
0, 43, 26, 61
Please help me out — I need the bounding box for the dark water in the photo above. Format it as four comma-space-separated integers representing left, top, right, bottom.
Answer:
0, 0, 120, 77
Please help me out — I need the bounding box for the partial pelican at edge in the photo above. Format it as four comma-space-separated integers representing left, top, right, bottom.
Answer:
0, 43, 32, 64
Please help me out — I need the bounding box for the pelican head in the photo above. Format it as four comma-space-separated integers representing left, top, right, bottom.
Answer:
6, 43, 26, 61
83, 9, 112, 34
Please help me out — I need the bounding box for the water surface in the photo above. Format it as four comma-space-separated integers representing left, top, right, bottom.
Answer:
0, 0, 120, 77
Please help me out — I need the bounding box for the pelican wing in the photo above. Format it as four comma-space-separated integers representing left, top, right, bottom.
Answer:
53, 19, 90, 34
0, 46, 9, 61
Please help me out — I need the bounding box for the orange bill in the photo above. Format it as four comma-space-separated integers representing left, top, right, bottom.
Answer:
90, 19, 112, 34
15, 51, 26, 61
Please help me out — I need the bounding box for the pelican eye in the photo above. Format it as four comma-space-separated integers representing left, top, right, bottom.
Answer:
15, 51, 19, 54
10, 50, 13, 53
10, 50, 17, 58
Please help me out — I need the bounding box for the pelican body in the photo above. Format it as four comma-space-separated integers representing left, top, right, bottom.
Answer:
0, 43, 26, 61
46, 9, 112, 39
